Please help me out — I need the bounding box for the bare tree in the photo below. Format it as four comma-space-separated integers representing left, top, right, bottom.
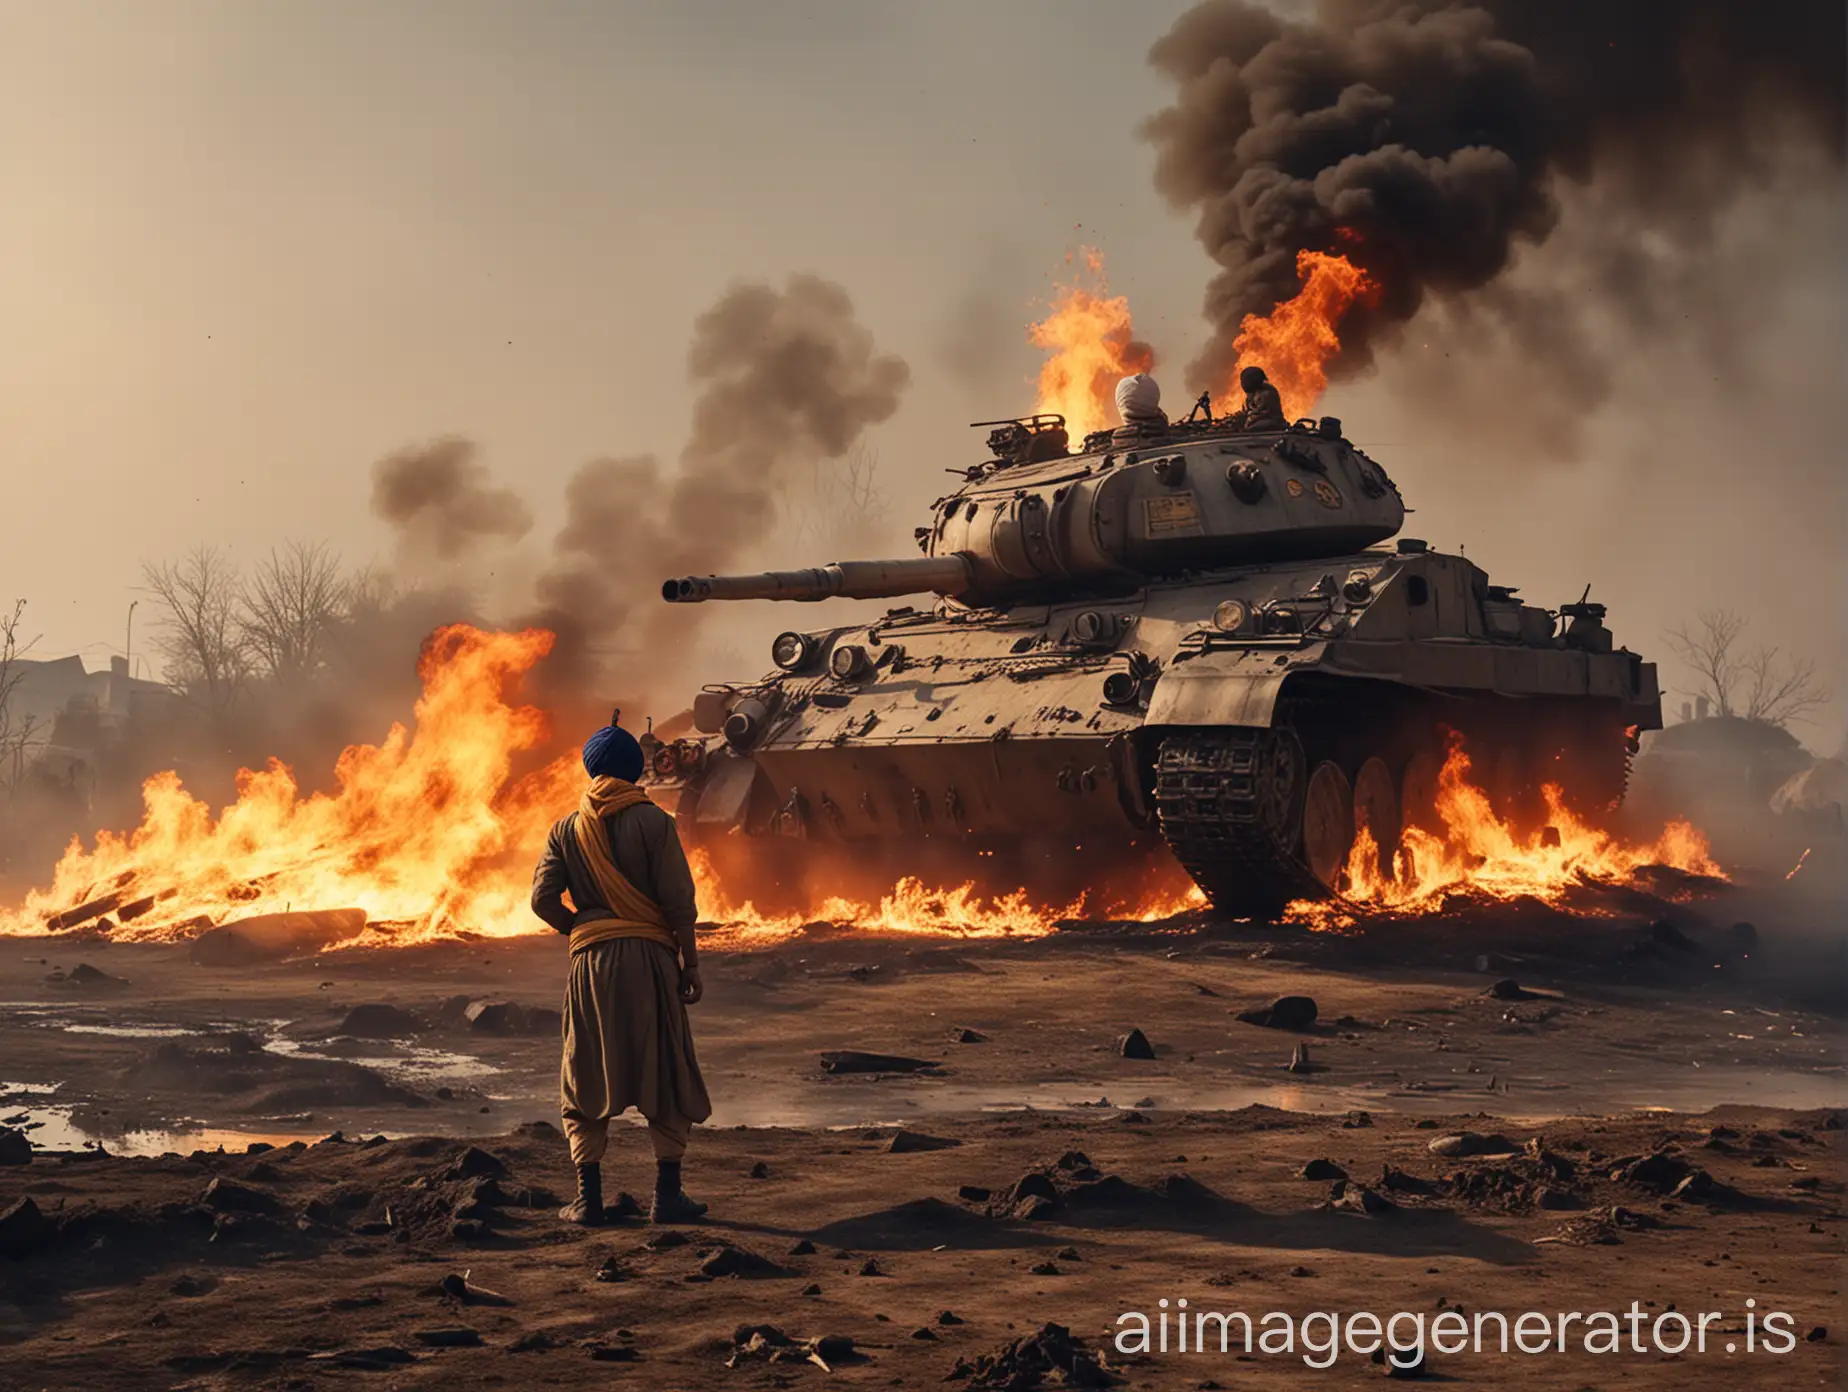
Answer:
787, 440, 890, 554
1740, 646, 1827, 727
1664, 610, 1746, 716
0, 599, 40, 794
241, 541, 349, 685
1665, 608, 1828, 727
142, 547, 249, 720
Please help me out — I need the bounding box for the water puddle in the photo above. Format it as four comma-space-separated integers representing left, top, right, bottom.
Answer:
265, 1036, 499, 1083
1, 1080, 321, 1157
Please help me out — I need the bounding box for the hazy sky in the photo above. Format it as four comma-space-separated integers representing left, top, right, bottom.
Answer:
3, 1, 1842, 742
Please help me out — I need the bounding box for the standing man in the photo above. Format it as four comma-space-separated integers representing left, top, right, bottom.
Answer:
1229, 365, 1286, 431
530, 716, 712, 1226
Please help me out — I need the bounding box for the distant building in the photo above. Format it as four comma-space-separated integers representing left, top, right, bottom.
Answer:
4, 654, 178, 797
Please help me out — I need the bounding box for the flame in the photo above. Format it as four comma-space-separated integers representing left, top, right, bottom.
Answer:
1029, 248, 1153, 440
691, 850, 1206, 949
1226, 249, 1374, 422
0, 625, 1204, 948
1288, 738, 1724, 930
0, 625, 577, 945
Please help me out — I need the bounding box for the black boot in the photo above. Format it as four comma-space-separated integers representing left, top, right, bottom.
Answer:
559, 1162, 605, 1226
650, 1159, 708, 1224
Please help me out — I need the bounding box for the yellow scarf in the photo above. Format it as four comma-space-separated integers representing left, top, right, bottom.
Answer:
567, 776, 679, 956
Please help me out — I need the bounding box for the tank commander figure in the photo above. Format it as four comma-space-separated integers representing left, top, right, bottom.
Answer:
530, 716, 712, 1227
1112, 372, 1168, 442
1228, 365, 1286, 432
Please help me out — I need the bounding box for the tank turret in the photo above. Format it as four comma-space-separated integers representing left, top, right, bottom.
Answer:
663, 411, 1404, 607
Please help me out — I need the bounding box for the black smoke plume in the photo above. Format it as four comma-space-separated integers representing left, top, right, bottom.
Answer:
1144, 0, 1847, 396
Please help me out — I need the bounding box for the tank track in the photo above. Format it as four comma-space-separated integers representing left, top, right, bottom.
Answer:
1154, 728, 1319, 918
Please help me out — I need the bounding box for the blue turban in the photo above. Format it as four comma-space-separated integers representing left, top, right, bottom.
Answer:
583, 724, 645, 782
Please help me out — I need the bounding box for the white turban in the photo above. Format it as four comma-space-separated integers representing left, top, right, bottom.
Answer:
1114, 373, 1162, 423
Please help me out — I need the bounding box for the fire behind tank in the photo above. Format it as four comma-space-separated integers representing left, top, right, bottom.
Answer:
650, 387, 1661, 918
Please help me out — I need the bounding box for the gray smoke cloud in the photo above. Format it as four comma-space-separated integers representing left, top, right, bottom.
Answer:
1142, 0, 1847, 434
370, 436, 534, 562
525, 274, 910, 713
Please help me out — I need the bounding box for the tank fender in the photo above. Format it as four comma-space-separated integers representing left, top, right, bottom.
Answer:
691, 752, 778, 834
1144, 657, 1290, 727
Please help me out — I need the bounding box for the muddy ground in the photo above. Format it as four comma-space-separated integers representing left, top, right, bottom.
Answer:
1, 868, 1844, 1388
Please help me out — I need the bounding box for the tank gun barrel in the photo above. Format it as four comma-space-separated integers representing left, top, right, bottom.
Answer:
662, 554, 974, 604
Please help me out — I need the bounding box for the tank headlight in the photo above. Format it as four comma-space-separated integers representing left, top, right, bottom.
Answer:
829, 643, 872, 681
1101, 671, 1141, 707
771, 630, 815, 671
1343, 570, 1373, 605
1213, 599, 1248, 633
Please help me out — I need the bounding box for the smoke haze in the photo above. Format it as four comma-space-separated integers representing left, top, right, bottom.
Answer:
355, 275, 912, 723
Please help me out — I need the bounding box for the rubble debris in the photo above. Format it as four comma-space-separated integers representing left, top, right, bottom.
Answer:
0, 1127, 32, 1166
888, 1129, 961, 1154
819, 1050, 939, 1075
190, 909, 368, 965
201, 1177, 282, 1215
1534, 1205, 1660, 1247
1287, 1042, 1316, 1073
1117, 1028, 1156, 1060
1378, 1166, 1436, 1195
439, 1272, 514, 1304
1342, 1110, 1373, 1128
1300, 1159, 1347, 1181
1486, 979, 1539, 1001
337, 1003, 427, 1038
463, 1000, 563, 1036
1427, 1132, 1519, 1158
1332, 1184, 1395, 1215
955, 1028, 989, 1043
948, 1322, 1119, 1388
1237, 995, 1318, 1030
1614, 1150, 1696, 1193
957, 1185, 991, 1203
0, 1196, 53, 1257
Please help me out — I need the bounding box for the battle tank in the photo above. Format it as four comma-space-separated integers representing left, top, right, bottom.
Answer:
647, 400, 1661, 917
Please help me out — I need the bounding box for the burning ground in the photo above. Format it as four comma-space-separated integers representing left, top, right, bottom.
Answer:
0, 617, 1733, 952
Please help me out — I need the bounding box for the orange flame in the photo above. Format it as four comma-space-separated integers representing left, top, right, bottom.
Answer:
0, 626, 577, 945
1029, 248, 1153, 440
1289, 740, 1723, 930
1226, 249, 1374, 422
0, 625, 1202, 948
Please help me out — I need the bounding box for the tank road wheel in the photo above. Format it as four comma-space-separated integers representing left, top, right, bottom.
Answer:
1302, 761, 1354, 888
1154, 728, 1317, 918
1400, 746, 1442, 836
1351, 756, 1400, 882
